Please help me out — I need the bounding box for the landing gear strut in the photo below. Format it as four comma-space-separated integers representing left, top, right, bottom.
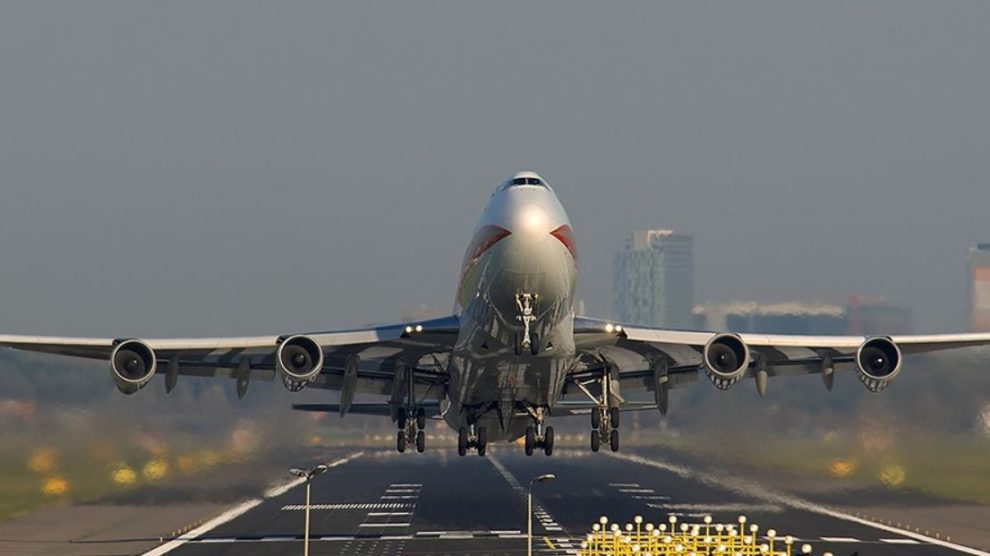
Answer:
457, 423, 488, 457
523, 406, 555, 456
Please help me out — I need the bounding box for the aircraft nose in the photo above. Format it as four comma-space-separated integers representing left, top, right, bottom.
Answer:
511, 204, 551, 243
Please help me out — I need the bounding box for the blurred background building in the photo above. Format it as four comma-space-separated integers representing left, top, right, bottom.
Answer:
694, 297, 912, 335
613, 230, 694, 328
967, 243, 990, 332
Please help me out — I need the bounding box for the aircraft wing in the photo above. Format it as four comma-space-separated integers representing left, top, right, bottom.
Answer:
568, 316, 990, 413
0, 315, 459, 411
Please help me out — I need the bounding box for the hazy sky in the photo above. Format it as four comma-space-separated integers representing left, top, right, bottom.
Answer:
1, 2, 988, 337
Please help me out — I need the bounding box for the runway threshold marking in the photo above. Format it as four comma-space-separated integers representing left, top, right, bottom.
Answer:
139, 451, 363, 556
609, 452, 990, 556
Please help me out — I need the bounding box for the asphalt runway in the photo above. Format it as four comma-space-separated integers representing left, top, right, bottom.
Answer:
139, 447, 990, 556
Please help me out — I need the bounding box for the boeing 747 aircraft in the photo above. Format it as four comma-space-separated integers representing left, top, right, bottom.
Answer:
4, 171, 990, 457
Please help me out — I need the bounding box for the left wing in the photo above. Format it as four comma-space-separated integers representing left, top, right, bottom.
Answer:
0, 316, 460, 415
567, 316, 990, 414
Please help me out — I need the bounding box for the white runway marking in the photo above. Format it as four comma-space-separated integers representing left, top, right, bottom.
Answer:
488, 454, 567, 535
820, 536, 861, 542
610, 452, 990, 556
358, 522, 412, 527
281, 502, 412, 511
882, 538, 922, 544
647, 502, 783, 513
140, 452, 363, 556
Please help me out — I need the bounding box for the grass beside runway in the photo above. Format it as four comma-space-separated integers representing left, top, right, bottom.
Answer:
626, 431, 990, 505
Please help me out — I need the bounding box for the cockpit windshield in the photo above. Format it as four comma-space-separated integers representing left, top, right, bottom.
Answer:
492, 174, 551, 197
512, 177, 543, 186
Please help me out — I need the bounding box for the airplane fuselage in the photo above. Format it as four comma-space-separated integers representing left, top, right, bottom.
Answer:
445, 172, 578, 441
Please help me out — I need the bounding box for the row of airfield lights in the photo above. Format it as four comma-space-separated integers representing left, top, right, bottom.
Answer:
579, 515, 829, 556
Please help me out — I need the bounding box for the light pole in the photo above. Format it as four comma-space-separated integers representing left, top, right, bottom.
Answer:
527, 473, 556, 556
289, 463, 328, 556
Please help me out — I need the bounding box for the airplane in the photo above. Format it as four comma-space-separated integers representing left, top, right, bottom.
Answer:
4, 170, 990, 457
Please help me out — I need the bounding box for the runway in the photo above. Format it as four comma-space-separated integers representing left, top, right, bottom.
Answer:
142, 447, 990, 556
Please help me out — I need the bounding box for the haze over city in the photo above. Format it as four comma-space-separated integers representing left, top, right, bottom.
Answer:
2, 1, 989, 338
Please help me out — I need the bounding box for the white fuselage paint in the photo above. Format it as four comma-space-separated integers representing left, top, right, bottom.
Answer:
446, 172, 578, 441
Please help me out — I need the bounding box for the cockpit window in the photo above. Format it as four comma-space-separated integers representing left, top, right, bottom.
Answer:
527, 178, 542, 185
512, 177, 527, 185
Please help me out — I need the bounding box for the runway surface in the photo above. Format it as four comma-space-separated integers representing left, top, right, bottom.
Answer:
142, 447, 990, 556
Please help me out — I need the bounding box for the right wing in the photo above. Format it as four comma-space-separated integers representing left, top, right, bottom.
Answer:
567, 316, 990, 414
0, 315, 460, 417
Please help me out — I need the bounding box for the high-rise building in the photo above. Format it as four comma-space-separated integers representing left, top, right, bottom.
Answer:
968, 244, 990, 331
613, 230, 694, 328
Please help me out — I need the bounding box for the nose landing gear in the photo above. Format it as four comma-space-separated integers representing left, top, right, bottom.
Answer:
514, 293, 540, 356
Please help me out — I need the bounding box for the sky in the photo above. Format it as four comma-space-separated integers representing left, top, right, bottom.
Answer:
1, 1, 989, 337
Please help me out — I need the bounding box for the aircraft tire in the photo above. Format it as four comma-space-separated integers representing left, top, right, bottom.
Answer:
397, 431, 406, 453
590, 429, 600, 452
590, 407, 601, 430
477, 427, 488, 456
609, 429, 620, 452
609, 407, 620, 428
416, 431, 425, 453
514, 334, 523, 356
544, 426, 554, 456
457, 427, 468, 457
529, 332, 539, 355
397, 408, 407, 430
416, 407, 426, 430
524, 426, 535, 456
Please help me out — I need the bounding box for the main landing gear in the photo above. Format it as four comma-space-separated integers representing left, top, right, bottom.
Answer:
574, 369, 621, 453
457, 424, 488, 457
589, 406, 620, 453
396, 406, 427, 454
523, 406, 555, 457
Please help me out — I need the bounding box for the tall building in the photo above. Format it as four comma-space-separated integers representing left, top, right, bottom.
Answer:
968, 244, 990, 331
613, 230, 694, 328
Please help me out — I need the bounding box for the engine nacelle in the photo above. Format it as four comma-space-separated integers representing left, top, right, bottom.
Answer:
276, 335, 324, 392
856, 337, 902, 393
702, 333, 751, 390
110, 339, 157, 394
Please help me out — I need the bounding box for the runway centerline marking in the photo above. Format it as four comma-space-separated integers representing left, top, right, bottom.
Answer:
820, 536, 861, 542
139, 451, 363, 556
609, 452, 990, 556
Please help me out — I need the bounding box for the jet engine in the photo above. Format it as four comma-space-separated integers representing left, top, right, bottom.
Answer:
276, 335, 324, 391
856, 337, 902, 392
111, 339, 157, 394
702, 333, 751, 390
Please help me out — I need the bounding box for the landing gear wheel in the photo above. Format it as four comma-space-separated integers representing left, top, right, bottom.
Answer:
609, 429, 620, 452
397, 431, 407, 453
415, 407, 426, 430
457, 427, 468, 457
544, 426, 555, 456
529, 332, 539, 355
397, 407, 408, 430
477, 427, 488, 456
514, 333, 523, 356
524, 426, 536, 456
416, 430, 425, 453
609, 407, 620, 428
590, 429, 601, 452
591, 407, 602, 430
